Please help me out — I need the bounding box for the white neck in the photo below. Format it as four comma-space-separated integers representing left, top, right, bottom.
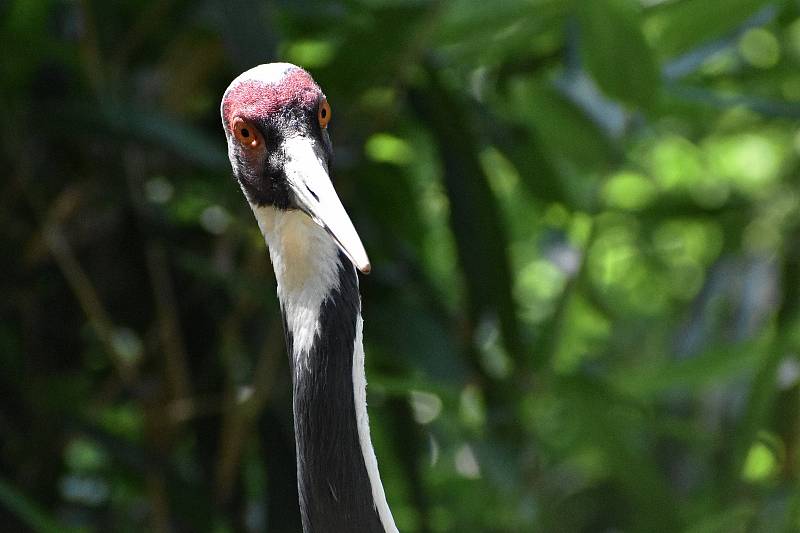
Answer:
252, 205, 341, 369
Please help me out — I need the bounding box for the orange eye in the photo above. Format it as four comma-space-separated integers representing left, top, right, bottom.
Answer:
231, 117, 262, 150
318, 99, 331, 129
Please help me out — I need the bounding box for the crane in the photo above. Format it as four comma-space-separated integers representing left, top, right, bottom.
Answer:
221, 63, 399, 533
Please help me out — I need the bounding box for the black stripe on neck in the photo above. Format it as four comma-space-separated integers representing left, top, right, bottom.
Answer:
283, 251, 384, 533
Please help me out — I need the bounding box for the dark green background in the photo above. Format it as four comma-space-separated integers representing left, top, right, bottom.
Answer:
3, 0, 800, 531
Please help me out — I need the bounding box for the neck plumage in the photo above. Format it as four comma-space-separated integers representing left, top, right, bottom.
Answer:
252, 206, 398, 533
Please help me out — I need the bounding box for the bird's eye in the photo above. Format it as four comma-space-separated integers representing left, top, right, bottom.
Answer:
318, 99, 331, 129
231, 117, 262, 150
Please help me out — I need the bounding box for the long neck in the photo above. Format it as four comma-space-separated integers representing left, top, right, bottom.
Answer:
253, 207, 398, 533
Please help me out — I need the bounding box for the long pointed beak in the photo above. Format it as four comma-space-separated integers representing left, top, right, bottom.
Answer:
282, 137, 371, 274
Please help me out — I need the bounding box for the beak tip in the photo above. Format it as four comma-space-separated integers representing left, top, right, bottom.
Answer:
359, 262, 372, 275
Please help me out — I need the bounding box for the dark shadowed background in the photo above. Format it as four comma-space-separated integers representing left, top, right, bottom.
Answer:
3, 0, 800, 531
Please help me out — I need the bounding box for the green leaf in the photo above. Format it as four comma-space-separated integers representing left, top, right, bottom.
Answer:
410, 67, 525, 378
0, 478, 80, 533
645, 0, 774, 57
505, 77, 615, 174
684, 504, 755, 533
108, 107, 228, 170
609, 336, 769, 398
578, 0, 660, 109
51, 102, 228, 170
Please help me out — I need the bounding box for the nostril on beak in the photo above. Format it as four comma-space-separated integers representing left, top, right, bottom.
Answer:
305, 185, 319, 202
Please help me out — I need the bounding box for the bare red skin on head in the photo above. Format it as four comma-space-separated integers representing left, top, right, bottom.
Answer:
222, 68, 323, 128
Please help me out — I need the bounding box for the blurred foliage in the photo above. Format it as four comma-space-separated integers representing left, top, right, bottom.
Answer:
3, 0, 800, 531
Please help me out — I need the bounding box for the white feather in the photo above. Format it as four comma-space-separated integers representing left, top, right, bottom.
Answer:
251, 206, 340, 371
224, 63, 295, 94
353, 314, 399, 533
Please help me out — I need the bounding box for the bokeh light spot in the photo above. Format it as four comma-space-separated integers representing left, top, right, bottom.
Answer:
739, 28, 780, 69
365, 133, 413, 165
284, 40, 336, 68
602, 171, 657, 211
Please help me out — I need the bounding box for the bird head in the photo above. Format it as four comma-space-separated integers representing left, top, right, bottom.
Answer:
221, 63, 370, 273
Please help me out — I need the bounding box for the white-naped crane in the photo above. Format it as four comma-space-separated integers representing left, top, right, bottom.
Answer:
221, 63, 399, 533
